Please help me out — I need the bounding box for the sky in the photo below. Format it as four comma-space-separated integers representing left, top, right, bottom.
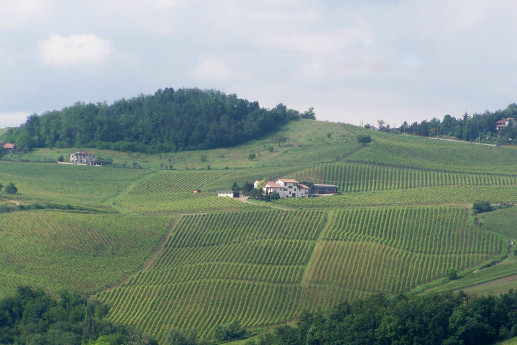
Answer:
1, 0, 517, 128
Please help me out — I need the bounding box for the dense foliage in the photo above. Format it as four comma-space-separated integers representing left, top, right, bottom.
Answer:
2, 88, 307, 153
0, 286, 157, 345
249, 290, 517, 345
393, 103, 517, 143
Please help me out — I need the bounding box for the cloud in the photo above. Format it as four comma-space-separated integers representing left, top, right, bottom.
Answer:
39, 34, 112, 68
0, 0, 52, 30
190, 59, 237, 82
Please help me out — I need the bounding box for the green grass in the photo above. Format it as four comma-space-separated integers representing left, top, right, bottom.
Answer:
345, 125, 517, 174
0, 210, 173, 298
4, 120, 358, 170
0, 160, 149, 207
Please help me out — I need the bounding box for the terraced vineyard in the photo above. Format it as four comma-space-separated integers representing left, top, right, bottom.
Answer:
0, 211, 172, 298
97, 207, 506, 341
292, 162, 517, 192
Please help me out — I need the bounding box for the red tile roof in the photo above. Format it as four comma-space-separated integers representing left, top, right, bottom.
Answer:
278, 178, 298, 183
297, 184, 310, 189
3, 143, 15, 149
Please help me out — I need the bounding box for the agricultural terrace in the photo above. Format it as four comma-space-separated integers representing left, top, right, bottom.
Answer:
0, 211, 172, 298
97, 207, 505, 342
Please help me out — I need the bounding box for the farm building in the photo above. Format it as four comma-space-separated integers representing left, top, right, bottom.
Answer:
217, 190, 239, 198
3, 143, 15, 151
313, 184, 338, 194
254, 179, 310, 198
70, 151, 95, 165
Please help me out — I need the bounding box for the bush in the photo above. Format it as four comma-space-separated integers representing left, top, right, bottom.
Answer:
446, 267, 458, 280
57, 155, 64, 162
4, 182, 17, 194
214, 320, 245, 341
357, 135, 372, 145
473, 201, 493, 214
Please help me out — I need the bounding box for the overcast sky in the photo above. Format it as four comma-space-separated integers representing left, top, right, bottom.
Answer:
1, 0, 517, 128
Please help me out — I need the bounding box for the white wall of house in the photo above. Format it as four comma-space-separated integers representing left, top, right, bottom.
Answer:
256, 179, 309, 198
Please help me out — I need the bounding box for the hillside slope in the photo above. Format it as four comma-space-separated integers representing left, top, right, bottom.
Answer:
2, 121, 517, 343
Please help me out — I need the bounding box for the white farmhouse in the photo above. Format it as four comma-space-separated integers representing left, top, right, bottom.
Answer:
254, 178, 310, 198
70, 151, 96, 165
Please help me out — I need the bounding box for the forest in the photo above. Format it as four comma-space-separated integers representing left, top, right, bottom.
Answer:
374, 103, 517, 144
0, 88, 313, 153
248, 290, 517, 345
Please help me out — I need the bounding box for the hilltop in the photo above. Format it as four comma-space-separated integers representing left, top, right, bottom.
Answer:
0, 88, 314, 153
1, 120, 517, 343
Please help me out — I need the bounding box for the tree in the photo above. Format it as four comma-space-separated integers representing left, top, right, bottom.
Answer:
473, 201, 493, 214
273, 134, 287, 147
301, 107, 316, 119
231, 182, 240, 192
248, 153, 256, 160
356, 135, 372, 145
214, 320, 245, 341
446, 267, 458, 280
242, 181, 254, 194
270, 192, 280, 200
167, 329, 198, 345
4, 182, 17, 194
57, 155, 64, 162
0, 183, 3, 191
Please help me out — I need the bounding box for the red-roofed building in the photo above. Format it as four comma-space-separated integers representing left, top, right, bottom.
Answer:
3, 143, 15, 151
496, 118, 516, 131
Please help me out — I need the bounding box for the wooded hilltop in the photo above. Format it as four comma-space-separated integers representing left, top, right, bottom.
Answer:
1, 88, 314, 153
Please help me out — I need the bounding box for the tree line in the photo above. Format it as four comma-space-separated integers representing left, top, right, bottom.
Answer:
1, 88, 315, 153
373, 103, 517, 144
2, 286, 517, 344
248, 290, 517, 345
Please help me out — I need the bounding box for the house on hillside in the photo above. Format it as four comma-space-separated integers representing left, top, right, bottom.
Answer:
3, 143, 15, 151
496, 118, 516, 131
70, 151, 95, 165
254, 178, 310, 198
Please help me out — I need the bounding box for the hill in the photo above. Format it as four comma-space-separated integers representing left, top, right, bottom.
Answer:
0, 88, 311, 153
1, 120, 517, 343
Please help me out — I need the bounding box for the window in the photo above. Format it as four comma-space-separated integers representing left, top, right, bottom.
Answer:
288, 185, 292, 189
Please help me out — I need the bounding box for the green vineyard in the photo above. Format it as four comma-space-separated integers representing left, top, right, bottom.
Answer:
97, 207, 506, 341
292, 162, 517, 192
3, 120, 517, 344
0, 211, 172, 298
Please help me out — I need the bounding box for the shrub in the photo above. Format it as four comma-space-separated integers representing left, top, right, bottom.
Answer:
4, 182, 17, 194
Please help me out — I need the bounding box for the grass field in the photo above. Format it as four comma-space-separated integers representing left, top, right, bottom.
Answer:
2, 120, 517, 343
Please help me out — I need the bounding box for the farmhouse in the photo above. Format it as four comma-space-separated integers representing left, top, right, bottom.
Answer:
254, 178, 310, 198
496, 117, 516, 131
70, 151, 95, 165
